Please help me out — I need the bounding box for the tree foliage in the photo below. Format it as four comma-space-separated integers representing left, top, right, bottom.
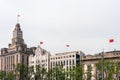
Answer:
0, 60, 120, 80
6, 71, 15, 80
96, 59, 120, 80
0, 71, 5, 80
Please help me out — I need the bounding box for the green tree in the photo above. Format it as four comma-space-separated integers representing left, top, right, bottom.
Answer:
14, 63, 28, 80
52, 65, 66, 80
28, 66, 34, 80
35, 65, 47, 80
46, 69, 52, 80
69, 64, 85, 80
113, 62, 120, 80
96, 60, 116, 80
6, 71, 15, 80
86, 65, 92, 80
0, 71, 5, 80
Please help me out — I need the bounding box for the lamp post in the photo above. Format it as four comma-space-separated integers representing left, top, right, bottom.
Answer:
101, 51, 104, 80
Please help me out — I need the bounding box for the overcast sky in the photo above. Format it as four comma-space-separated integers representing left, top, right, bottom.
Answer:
0, 0, 120, 54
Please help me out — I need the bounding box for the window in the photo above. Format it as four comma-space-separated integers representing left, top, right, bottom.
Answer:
69, 60, 71, 65
42, 60, 45, 62
42, 64, 45, 67
31, 61, 34, 64
51, 62, 52, 66
72, 59, 74, 65
10, 56, 12, 69
13, 55, 15, 65
64, 61, 65, 65
16, 55, 18, 63
56, 62, 57, 66
70, 66, 71, 69
66, 60, 68, 65
76, 54, 80, 58
53, 62, 55, 66
61, 61, 62, 65
66, 66, 68, 71
73, 55, 75, 57
22, 55, 24, 63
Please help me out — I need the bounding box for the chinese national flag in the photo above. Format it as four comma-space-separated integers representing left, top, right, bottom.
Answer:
66, 44, 70, 47
109, 39, 114, 43
40, 41, 43, 45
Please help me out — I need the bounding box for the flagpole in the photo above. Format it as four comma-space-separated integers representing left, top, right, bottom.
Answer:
66, 44, 70, 53
109, 39, 114, 51
101, 51, 104, 80
66, 45, 68, 53
17, 14, 20, 23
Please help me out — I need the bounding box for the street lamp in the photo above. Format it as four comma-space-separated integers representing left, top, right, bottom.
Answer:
101, 51, 104, 80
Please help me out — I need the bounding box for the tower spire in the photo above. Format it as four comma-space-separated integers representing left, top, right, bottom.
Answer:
12, 22, 24, 45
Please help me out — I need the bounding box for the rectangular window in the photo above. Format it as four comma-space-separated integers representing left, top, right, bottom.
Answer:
64, 61, 65, 65
51, 62, 52, 68
16, 55, 18, 63
72, 60, 74, 65
66, 60, 68, 65
69, 60, 71, 65
66, 66, 68, 71
56, 62, 57, 66
22, 55, 24, 63
53, 62, 55, 66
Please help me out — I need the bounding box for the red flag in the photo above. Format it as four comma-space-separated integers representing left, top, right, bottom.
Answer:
109, 39, 114, 43
66, 44, 70, 47
40, 41, 43, 45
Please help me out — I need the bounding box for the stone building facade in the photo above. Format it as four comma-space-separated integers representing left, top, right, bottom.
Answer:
50, 51, 85, 71
29, 45, 51, 72
82, 51, 120, 80
29, 45, 51, 79
29, 48, 85, 79
0, 23, 32, 72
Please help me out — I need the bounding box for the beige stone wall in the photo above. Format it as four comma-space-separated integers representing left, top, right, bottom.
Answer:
82, 51, 120, 80
50, 51, 83, 71
29, 46, 51, 73
0, 52, 29, 72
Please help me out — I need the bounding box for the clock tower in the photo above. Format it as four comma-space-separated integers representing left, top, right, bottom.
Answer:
6, 23, 27, 52
12, 23, 24, 45
0, 22, 34, 74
